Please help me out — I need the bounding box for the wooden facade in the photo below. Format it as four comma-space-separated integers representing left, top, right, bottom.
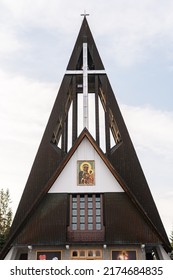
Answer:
0, 17, 171, 260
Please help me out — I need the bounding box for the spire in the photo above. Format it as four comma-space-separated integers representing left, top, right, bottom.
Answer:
65, 17, 106, 135
63, 17, 121, 153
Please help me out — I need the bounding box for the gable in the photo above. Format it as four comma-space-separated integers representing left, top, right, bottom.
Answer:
49, 137, 124, 193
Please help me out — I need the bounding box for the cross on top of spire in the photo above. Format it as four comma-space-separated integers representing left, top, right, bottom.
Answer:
80, 10, 90, 17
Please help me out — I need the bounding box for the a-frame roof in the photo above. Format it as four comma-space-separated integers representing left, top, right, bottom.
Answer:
0, 18, 171, 259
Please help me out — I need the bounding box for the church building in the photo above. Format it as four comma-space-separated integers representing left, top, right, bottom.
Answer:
1, 17, 171, 260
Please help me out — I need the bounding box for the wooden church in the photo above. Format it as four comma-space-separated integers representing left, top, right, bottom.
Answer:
1, 17, 171, 260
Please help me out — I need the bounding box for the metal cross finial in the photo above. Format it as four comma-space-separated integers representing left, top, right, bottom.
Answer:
81, 10, 90, 17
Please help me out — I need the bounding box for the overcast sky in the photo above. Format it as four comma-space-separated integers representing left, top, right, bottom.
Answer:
0, 0, 173, 238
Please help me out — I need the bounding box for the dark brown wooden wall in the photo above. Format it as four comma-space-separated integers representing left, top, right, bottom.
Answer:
15, 192, 161, 246
104, 193, 160, 244
16, 194, 68, 245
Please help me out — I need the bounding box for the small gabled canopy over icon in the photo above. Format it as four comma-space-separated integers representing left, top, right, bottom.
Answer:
0, 16, 171, 259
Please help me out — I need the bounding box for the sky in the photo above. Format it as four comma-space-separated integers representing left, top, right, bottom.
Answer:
0, 0, 173, 238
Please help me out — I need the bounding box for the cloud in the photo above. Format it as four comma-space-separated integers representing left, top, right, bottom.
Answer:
0, 69, 57, 128
121, 104, 173, 158
90, 0, 173, 66
1, 0, 173, 67
121, 104, 173, 189
156, 196, 173, 236
0, 69, 58, 212
0, 27, 23, 54
0, 0, 80, 32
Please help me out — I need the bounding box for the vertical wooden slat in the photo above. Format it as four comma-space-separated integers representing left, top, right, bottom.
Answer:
85, 194, 88, 230
69, 194, 72, 228
95, 75, 100, 145
93, 194, 96, 231
72, 75, 77, 144
100, 194, 103, 230
77, 194, 80, 231
62, 115, 68, 152
104, 78, 110, 153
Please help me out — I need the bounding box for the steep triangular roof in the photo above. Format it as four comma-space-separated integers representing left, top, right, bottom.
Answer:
67, 17, 104, 70
1, 18, 171, 259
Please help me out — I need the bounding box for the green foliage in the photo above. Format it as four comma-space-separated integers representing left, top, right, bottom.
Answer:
170, 229, 173, 260
170, 229, 173, 249
0, 189, 12, 251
